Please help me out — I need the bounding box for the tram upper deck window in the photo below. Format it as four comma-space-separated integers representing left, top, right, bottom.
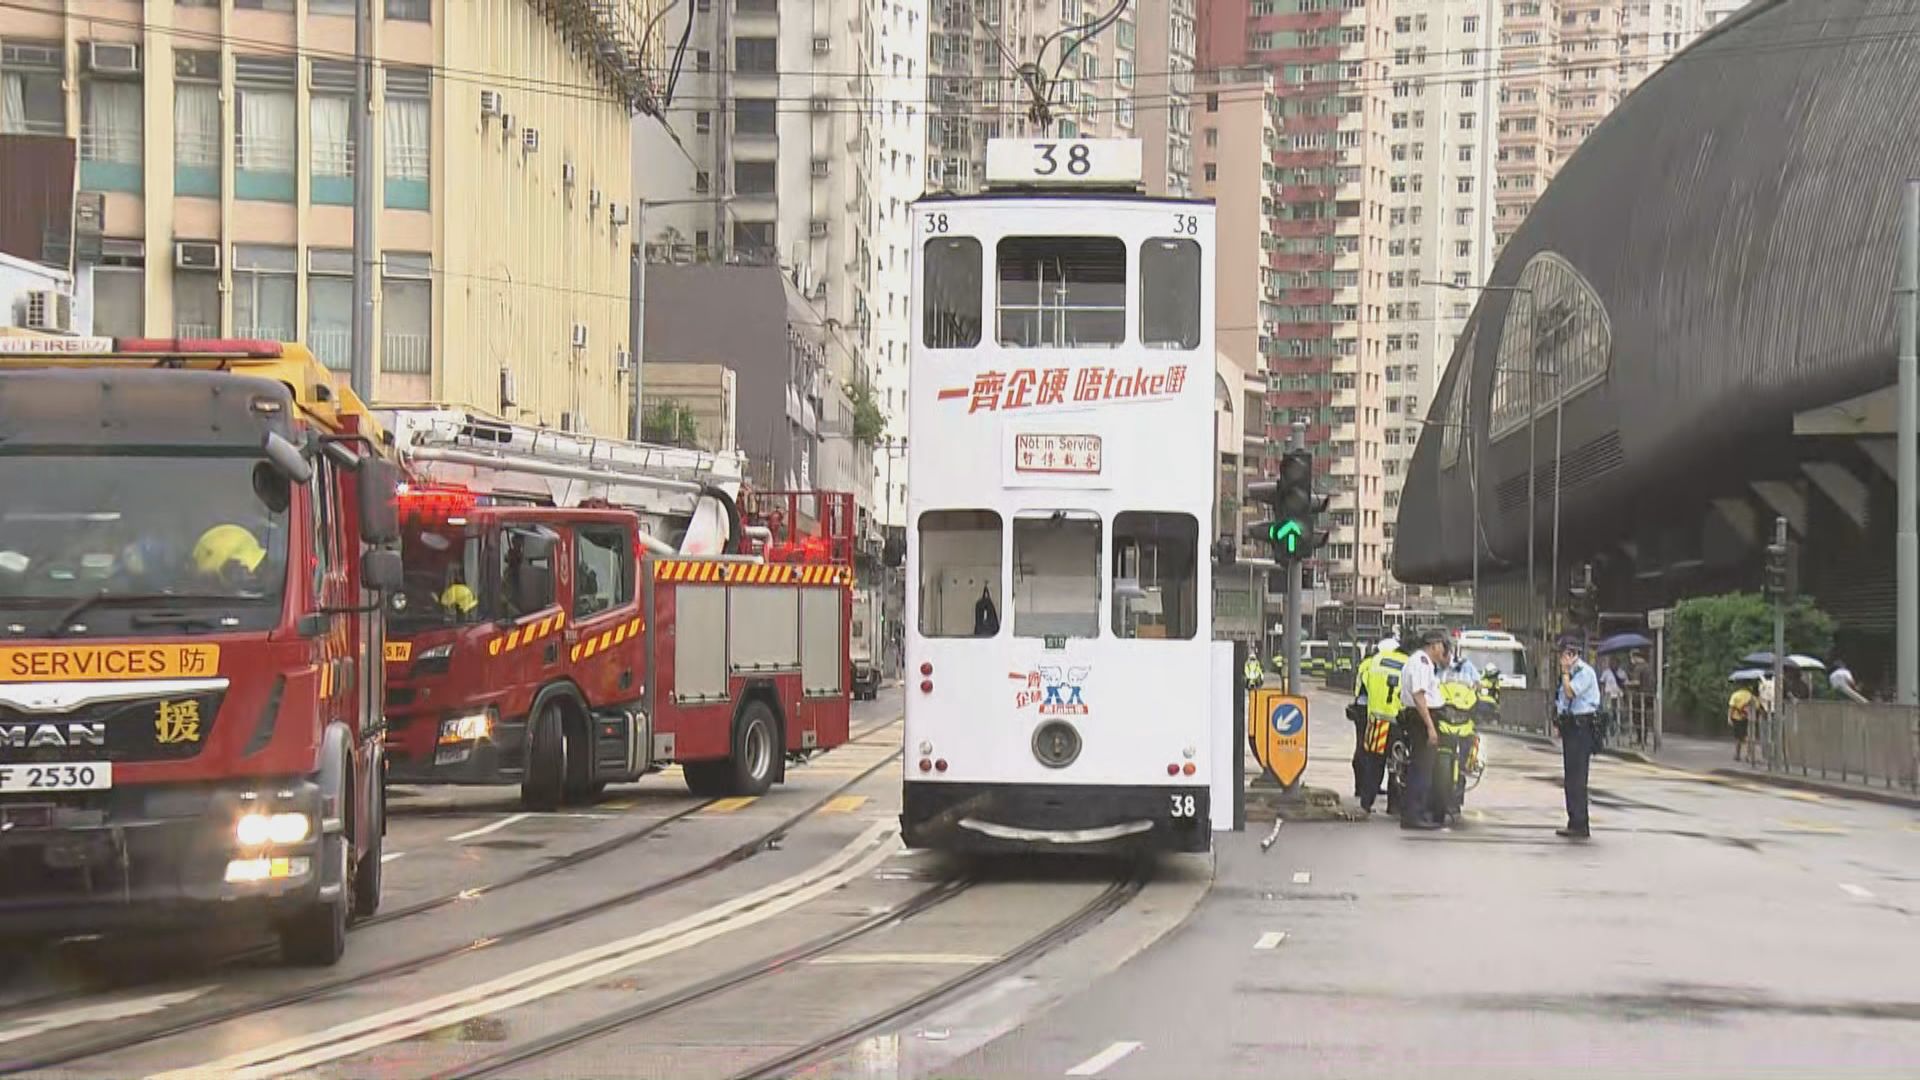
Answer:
1012, 510, 1102, 639
1140, 239, 1202, 350
918, 509, 1002, 637
997, 236, 1126, 348
923, 237, 983, 348
1111, 512, 1199, 640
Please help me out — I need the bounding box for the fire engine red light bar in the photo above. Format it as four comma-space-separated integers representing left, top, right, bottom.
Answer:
113, 338, 287, 358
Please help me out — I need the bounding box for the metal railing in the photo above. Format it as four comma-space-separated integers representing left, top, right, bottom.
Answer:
79, 127, 141, 163
381, 331, 431, 374
1765, 701, 1920, 792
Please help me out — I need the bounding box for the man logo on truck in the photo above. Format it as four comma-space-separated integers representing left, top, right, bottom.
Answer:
0, 722, 106, 749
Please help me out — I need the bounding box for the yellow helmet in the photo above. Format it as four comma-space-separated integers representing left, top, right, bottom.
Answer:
192, 524, 266, 575
440, 582, 478, 614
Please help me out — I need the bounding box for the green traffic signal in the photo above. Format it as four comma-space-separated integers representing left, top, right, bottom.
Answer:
1268, 520, 1304, 553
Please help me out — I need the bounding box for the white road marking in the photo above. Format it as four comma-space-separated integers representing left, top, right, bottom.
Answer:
0, 987, 210, 1047
1291, 871, 1311, 885
810, 952, 998, 966
380, 851, 405, 864
151, 823, 900, 1080
1839, 883, 1875, 900
1066, 1040, 1144, 1076
1253, 931, 1288, 951
445, 812, 532, 843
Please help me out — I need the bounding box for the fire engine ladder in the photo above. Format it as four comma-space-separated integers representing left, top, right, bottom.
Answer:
381, 406, 753, 556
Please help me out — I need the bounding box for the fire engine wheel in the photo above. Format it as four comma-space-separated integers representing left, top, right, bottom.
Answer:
521, 703, 568, 811
279, 830, 350, 967
691, 700, 779, 797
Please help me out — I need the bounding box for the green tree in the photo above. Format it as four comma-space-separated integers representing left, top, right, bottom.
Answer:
849, 380, 886, 444
1663, 591, 1835, 734
643, 398, 700, 448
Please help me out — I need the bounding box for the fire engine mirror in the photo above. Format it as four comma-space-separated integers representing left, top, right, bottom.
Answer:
262, 431, 313, 486
361, 549, 404, 593
359, 461, 402, 546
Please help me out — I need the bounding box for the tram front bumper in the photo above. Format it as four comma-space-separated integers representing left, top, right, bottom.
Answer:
901, 780, 1210, 854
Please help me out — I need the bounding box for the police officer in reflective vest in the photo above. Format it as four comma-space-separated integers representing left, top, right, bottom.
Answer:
1356, 637, 1405, 814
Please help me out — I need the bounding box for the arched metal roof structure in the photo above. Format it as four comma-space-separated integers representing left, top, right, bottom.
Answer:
1395, 0, 1918, 583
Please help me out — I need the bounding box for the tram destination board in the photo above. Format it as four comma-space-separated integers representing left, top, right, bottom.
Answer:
985, 138, 1143, 187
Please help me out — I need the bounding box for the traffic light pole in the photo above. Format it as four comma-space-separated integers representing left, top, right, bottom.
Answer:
1285, 421, 1306, 697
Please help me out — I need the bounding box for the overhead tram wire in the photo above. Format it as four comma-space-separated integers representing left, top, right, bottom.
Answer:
14, 1, 1917, 118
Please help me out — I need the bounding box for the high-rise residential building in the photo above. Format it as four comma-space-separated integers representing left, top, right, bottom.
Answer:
633, 0, 925, 535
1194, 65, 1282, 546
1381, 0, 1499, 575
1702, 0, 1747, 28
1494, 0, 1703, 251
1, 1, 653, 434
1199, 0, 1394, 600
927, 0, 1195, 197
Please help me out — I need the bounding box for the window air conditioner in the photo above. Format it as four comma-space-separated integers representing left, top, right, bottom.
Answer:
22, 290, 72, 334
86, 42, 140, 76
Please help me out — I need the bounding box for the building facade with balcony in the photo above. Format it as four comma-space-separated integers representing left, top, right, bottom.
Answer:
0, 0, 652, 435
631, 0, 911, 542
926, 0, 1194, 197
1494, 0, 1703, 252
1200, 0, 1393, 601
1380, 0, 1500, 581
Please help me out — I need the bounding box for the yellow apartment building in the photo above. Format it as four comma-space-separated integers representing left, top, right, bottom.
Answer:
0, 0, 655, 434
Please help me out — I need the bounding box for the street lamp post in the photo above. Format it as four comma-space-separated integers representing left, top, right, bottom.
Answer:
1436, 280, 1541, 670
628, 196, 737, 441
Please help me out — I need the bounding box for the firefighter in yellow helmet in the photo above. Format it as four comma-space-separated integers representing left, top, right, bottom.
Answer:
191, 523, 270, 590
440, 568, 479, 618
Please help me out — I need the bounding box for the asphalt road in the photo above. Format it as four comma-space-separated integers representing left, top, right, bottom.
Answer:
2, 684, 1914, 1079
926, 685, 1920, 1080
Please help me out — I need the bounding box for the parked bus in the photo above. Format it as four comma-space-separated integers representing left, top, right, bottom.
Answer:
901, 138, 1215, 854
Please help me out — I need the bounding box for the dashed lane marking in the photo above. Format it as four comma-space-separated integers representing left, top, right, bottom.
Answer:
1775, 819, 1848, 835
817, 796, 869, 814
1253, 931, 1288, 950
380, 852, 405, 864
703, 797, 759, 814
1066, 1041, 1144, 1077
1840, 883, 1876, 900
446, 813, 532, 843
1291, 871, 1312, 885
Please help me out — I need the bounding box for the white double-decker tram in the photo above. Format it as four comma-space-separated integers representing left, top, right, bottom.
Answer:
902, 139, 1222, 854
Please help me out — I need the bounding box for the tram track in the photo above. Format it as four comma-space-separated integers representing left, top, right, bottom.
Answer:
435, 860, 1152, 1080
0, 718, 905, 1075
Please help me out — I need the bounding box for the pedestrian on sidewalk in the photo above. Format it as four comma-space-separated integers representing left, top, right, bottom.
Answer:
1397, 630, 1448, 832
1728, 681, 1758, 763
1554, 639, 1601, 839
1830, 659, 1869, 703
1600, 658, 1624, 740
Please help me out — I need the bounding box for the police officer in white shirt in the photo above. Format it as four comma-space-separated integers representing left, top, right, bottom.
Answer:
1397, 629, 1449, 831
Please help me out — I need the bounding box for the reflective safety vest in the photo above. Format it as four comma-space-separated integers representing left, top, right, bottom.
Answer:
1244, 656, 1263, 686
1361, 649, 1407, 753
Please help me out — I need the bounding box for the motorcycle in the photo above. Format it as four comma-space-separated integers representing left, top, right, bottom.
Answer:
1384, 681, 1486, 822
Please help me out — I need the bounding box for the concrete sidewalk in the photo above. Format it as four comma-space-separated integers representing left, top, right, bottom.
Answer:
1483, 718, 1920, 810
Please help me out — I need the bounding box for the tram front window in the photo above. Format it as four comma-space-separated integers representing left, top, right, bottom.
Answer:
1141, 238, 1202, 350
1111, 512, 1199, 640
918, 509, 1003, 638
1012, 510, 1102, 639
923, 236, 983, 349
997, 236, 1126, 348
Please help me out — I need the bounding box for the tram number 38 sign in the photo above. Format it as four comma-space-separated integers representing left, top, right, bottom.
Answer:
1250, 689, 1309, 790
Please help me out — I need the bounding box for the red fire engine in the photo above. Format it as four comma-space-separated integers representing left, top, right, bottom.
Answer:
0, 337, 401, 966
379, 410, 854, 806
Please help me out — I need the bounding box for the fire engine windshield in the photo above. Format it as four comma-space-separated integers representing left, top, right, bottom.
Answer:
0, 454, 290, 634
393, 527, 488, 630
